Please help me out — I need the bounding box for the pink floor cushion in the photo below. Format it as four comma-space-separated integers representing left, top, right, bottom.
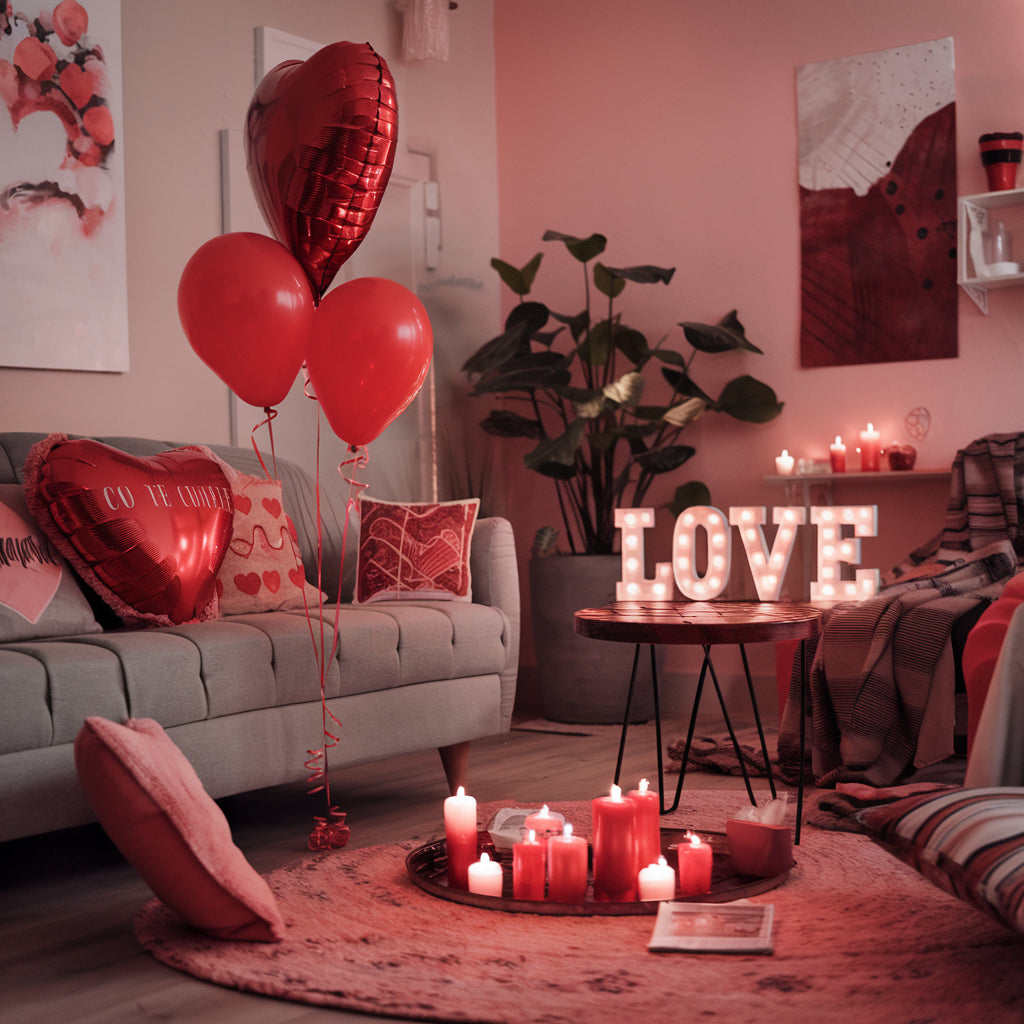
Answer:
74, 716, 285, 942
355, 496, 479, 603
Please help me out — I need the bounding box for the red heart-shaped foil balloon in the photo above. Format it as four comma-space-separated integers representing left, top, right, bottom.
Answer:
244, 41, 398, 301
24, 436, 234, 627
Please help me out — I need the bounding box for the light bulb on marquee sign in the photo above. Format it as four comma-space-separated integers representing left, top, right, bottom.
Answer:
615, 505, 879, 602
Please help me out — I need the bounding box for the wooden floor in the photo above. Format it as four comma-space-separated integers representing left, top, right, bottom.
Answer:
1, 713, 771, 1024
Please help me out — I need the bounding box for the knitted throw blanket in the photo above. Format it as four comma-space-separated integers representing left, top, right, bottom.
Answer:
778, 433, 1024, 788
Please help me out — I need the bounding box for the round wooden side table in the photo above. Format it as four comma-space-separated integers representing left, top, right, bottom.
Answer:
574, 601, 822, 843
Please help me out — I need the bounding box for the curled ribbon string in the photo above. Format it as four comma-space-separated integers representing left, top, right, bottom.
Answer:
249, 406, 279, 481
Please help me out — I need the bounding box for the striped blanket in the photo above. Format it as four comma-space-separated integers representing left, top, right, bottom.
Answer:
778, 433, 1024, 787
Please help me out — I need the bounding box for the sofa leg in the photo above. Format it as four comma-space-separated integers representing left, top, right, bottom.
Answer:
438, 741, 470, 794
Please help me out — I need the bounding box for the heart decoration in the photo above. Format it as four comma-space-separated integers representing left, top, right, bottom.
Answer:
23, 436, 233, 627
244, 40, 398, 301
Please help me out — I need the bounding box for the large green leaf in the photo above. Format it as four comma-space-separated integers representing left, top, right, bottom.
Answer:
491, 253, 542, 296
470, 352, 571, 394
480, 409, 545, 439
715, 375, 784, 422
681, 310, 763, 354
525, 419, 587, 478
602, 264, 676, 286
668, 480, 712, 517
550, 309, 590, 342
580, 319, 614, 365
614, 326, 650, 365
505, 300, 550, 335
593, 263, 627, 299
542, 230, 607, 263
660, 367, 715, 404
635, 444, 696, 475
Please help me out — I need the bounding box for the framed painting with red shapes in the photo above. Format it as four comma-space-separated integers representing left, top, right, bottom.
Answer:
0, 0, 128, 371
797, 38, 957, 368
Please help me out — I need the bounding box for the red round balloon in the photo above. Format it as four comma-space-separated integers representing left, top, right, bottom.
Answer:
24, 437, 234, 627
244, 41, 398, 301
305, 277, 433, 447
178, 232, 314, 408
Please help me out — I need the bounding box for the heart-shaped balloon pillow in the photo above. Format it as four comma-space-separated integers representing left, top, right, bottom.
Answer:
24, 435, 234, 627
244, 40, 398, 300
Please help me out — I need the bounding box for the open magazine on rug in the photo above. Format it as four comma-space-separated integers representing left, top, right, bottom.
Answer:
647, 900, 774, 954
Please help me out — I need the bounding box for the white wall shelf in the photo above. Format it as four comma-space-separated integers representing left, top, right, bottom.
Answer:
958, 187, 1024, 314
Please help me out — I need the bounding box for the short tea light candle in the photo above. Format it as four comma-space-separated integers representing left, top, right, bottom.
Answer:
775, 449, 795, 475
524, 804, 562, 850
547, 823, 589, 903
677, 832, 713, 897
467, 852, 503, 897
858, 423, 881, 472
829, 436, 847, 473
443, 786, 477, 891
512, 829, 546, 901
637, 856, 677, 902
592, 784, 638, 902
627, 778, 661, 874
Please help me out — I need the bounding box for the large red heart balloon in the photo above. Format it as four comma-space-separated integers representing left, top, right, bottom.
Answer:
244, 41, 398, 301
178, 232, 314, 408
24, 436, 234, 627
305, 277, 433, 447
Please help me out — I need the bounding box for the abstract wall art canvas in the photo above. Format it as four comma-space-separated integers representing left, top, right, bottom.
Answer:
797, 38, 957, 368
0, 0, 129, 371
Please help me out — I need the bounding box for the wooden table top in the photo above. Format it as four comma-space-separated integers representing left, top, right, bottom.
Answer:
574, 601, 823, 646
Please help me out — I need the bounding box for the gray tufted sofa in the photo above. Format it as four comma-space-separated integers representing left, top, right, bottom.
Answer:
0, 433, 519, 842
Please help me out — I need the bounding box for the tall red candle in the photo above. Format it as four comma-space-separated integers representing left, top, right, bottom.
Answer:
512, 828, 546, 900
547, 822, 589, 903
443, 786, 477, 891
677, 831, 713, 897
627, 778, 661, 875
592, 784, 638, 902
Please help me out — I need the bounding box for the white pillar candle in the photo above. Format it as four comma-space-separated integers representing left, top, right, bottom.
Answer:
775, 449, 795, 475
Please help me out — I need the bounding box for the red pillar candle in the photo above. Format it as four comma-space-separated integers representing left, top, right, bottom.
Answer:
627, 778, 661, 875
592, 784, 638, 902
512, 828, 546, 900
443, 785, 477, 891
858, 423, 881, 472
547, 822, 589, 903
829, 436, 847, 473
677, 831, 713, 897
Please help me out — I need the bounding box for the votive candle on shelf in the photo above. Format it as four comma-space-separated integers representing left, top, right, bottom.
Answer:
829, 435, 847, 473
512, 829, 546, 901
677, 831, 713, 897
627, 778, 661, 875
592, 784, 638, 902
858, 423, 881, 472
775, 449, 795, 475
547, 822, 589, 903
637, 856, 677, 902
443, 785, 478, 891
467, 852, 504, 897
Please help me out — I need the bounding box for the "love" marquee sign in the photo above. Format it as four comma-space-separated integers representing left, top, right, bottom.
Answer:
616, 505, 879, 603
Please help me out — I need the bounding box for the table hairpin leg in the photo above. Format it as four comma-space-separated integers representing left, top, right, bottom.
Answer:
663, 648, 712, 814
613, 644, 663, 799
702, 648, 758, 806
738, 644, 777, 801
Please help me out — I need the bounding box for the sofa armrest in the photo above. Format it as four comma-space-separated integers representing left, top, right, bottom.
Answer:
470, 517, 520, 730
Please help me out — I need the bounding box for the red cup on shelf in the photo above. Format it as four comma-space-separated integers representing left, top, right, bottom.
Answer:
980, 132, 1023, 191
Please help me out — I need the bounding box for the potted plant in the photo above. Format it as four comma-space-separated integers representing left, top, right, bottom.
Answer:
462, 230, 784, 722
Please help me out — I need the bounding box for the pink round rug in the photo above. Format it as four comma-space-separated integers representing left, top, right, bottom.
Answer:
135, 794, 1024, 1023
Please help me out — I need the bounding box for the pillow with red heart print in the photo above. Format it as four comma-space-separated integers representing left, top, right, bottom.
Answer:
0, 483, 101, 641
23, 434, 233, 628
355, 496, 479, 603
214, 460, 326, 615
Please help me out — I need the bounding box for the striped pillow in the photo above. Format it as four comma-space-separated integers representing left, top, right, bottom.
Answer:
857, 787, 1024, 933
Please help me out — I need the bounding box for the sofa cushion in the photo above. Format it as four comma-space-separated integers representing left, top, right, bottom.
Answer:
0, 484, 100, 642
74, 716, 284, 942
355, 497, 479, 603
857, 787, 1024, 934
213, 461, 326, 615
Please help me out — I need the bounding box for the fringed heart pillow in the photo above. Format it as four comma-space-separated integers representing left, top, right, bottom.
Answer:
213, 460, 326, 615
23, 434, 233, 627
355, 496, 479, 603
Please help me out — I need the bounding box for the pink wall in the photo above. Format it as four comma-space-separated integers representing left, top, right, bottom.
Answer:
493, 0, 1024, 694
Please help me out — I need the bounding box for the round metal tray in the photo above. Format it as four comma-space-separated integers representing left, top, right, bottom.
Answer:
405, 828, 790, 916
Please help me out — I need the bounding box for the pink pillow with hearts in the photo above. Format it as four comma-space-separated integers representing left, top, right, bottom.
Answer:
355, 496, 479, 603
214, 463, 325, 615
74, 716, 284, 942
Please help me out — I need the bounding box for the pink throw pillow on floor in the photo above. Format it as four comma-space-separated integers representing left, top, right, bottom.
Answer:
74, 716, 285, 942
